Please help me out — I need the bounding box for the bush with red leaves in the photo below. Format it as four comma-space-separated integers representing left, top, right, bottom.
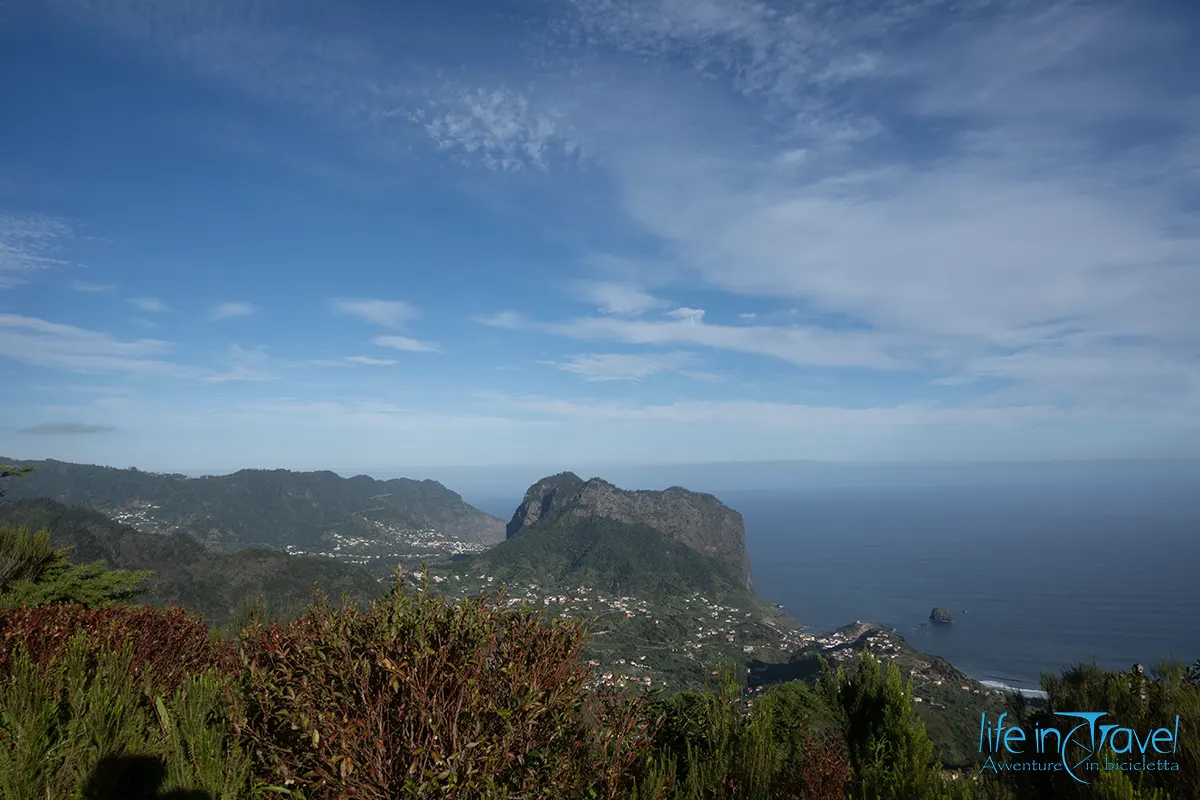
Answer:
0, 602, 234, 692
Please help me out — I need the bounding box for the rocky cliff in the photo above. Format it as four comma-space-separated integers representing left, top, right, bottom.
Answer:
506, 472, 753, 589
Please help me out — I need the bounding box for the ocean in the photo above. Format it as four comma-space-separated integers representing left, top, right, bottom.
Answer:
472, 475, 1200, 692
725, 482, 1200, 692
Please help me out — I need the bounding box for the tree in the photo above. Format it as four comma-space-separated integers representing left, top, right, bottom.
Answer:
0, 464, 35, 502
832, 650, 936, 800
0, 524, 152, 609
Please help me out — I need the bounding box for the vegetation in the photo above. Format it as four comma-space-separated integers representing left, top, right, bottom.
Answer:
0, 457, 503, 552
0, 523, 152, 609
449, 516, 755, 606
0, 467, 1192, 799
0, 464, 35, 500
0, 499, 385, 628
1, 525, 1192, 799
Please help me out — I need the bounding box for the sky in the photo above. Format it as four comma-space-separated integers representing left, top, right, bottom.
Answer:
1, 0, 1198, 475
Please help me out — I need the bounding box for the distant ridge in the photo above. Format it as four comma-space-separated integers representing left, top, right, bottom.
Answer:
0, 457, 505, 554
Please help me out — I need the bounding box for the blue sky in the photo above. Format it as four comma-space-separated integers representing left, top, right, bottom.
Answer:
1, 0, 1198, 474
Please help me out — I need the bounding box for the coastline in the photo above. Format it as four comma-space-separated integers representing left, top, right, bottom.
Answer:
978, 679, 1049, 700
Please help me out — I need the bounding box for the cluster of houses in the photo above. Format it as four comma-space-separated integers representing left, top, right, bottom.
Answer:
283, 522, 490, 566
428, 577, 827, 690
109, 502, 166, 530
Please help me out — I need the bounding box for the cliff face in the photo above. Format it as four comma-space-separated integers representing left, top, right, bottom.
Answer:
507, 472, 753, 589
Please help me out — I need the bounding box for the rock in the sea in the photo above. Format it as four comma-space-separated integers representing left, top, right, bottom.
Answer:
930, 607, 954, 624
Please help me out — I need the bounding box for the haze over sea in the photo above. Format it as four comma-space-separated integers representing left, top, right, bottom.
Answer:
463, 461, 1200, 693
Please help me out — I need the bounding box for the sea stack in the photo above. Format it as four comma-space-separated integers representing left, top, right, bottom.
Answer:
930, 607, 954, 624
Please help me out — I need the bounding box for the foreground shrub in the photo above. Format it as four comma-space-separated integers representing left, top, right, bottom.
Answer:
822, 651, 938, 800
0, 524, 151, 609
235, 574, 658, 799
0, 632, 251, 800
996, 660, 1198, 800
640, 672, 852, 800
0, 602, 235, 692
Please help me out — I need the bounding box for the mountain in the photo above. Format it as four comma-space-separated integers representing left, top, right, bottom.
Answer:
437, 473, 1006, 767
0, 498, 385, 629
0, 458, 505, 563
428, 473, 795, 692
506, 472, 752, 589
456, 516, 752, 605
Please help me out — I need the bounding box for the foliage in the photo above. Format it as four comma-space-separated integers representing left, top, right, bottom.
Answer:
0, 523, 152, 609
452, 516, 755, 607
0, 464, 35, 501
0, 602, 235, 692
0, 528, 1192, 800
994, 660, 1199, 800
233, 569, 659, 799
0, 499, 383, 628
0, 631, 251, 800
0, 457, 502, 551
637, 669, 854, 800
825, 651, 938, 800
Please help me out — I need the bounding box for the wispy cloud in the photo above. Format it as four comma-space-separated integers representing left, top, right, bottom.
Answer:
477, 311, 904, 369
203, 344, 276, 384
0, 313, 192, 376
24, 0, 1200, 452
0, 211, 71, 288
577, 281, 667, 316
344, 355, 397, 366
478, 392, 1064, 429
210, 301, 256, 320
665, 307, 705, 325
474, 311, 524, 330
418, 86, 583, 172
70, 280, 113, 293
17, 421, 116, 435
333, 298, 417, 328
130, 296, 170, 313
547, 352, 708, 382
371, 335, 440, 353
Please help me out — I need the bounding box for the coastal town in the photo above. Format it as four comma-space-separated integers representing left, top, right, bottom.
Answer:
425, 570, 818, 691
420, 569, 1007, 712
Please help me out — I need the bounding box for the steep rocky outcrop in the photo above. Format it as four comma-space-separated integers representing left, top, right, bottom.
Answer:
930, 607, 954, 624
506, 472, 753, 589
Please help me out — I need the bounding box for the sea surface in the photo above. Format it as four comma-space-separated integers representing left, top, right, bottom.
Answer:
723, 482, 1200, 691
475, 476, 1200, 692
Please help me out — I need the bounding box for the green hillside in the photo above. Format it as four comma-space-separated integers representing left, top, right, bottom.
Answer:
0, 457, 505, 560
0, 498, 385, 629
459, 516, 754, 604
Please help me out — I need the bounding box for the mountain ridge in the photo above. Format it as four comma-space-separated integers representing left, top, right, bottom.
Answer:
0, 457, 506, 560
